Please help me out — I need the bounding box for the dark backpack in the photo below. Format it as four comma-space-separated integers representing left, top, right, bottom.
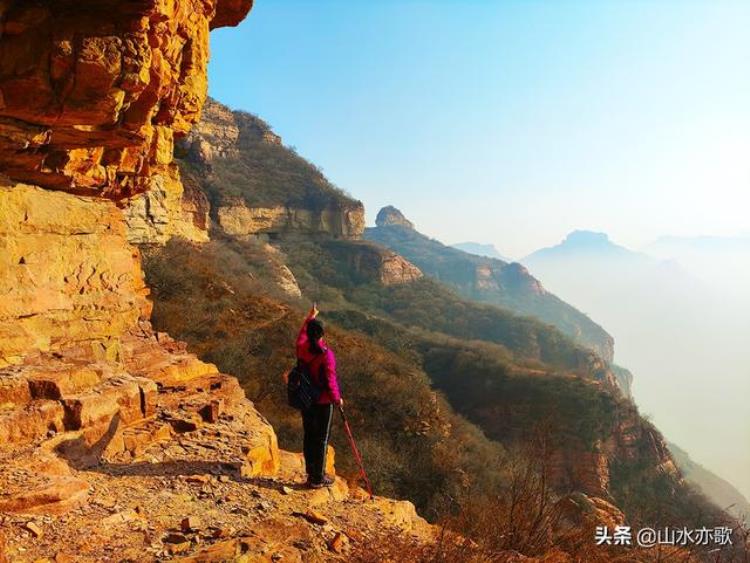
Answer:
287, 359, 323, 411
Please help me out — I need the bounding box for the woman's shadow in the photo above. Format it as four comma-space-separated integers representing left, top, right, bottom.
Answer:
53, 412, 296, 492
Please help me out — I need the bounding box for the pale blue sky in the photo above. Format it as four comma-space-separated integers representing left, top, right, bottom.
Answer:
208, 0, 750, 258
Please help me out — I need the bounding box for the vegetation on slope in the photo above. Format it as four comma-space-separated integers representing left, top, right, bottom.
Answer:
279, 239, 610, 377
365, 223, 614, 362
276, 238, 745, 531
143, 237, 509, 519
143, 237, 746, 561
151, 101, 746, 559
176, 110, 358, 211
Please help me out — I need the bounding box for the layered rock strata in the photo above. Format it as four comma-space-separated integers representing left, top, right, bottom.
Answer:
323, 241, 424, 286
178, 98, 367, 241
0, 0, 252, 197
548, 407, 680, 499
216, 200, 366, 240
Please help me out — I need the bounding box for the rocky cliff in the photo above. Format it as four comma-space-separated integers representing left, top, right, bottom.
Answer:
175, 97, 366, 242
547, 406, 680, 500
0, 0, 253, 361
0, 0, 249, 198
0, 3, 439, 560
324, 241, 424, 286
0, 0, 228, 244
215, 200, 365, 240
376, 205, 414, 229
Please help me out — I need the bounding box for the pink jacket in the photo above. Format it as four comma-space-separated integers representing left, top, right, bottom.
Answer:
296, 315, 341, 404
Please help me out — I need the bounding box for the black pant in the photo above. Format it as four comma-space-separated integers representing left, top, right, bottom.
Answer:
302, 403, 333, 482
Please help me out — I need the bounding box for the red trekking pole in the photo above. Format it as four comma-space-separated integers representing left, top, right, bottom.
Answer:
338, 404, 373, 500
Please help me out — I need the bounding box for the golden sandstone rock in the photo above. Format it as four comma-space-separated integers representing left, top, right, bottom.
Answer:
216, 201, 367, 240
0, 1, 247, 246
0, 181, 150, 366
0, 0, 279, 532
0, 0, 252, 198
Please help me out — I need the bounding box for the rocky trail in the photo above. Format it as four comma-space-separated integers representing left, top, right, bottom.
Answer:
0, 328, 434, 562
1, 452, 430, 562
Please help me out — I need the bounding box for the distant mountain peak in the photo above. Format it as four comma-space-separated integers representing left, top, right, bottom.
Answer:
563, 230, 612, 246
376, 206, 414, 229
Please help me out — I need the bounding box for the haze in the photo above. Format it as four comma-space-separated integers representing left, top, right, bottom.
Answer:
208, 1, 750, 498
522, 233, 750, 501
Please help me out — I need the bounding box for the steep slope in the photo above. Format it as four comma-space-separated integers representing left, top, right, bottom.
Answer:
176, 98, 365, 240
275, 240, 688, 505
145, 237, 736, 562
669, 443, 750, 523
122, 97, 743, 560
141, 99, 748, 540
1, 2, 744, 561
142, 238, 510, 519
281, 240, 614, 381
364, 209, 615, 364
142, 231, 742, 558
523, 230, 750, 505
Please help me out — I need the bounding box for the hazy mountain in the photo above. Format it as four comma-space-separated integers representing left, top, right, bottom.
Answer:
365, 212, 616, 365
522, 230, 750, 501
646, 235, 750, 303
452, 241, 509, 261
670, 442, 750, 523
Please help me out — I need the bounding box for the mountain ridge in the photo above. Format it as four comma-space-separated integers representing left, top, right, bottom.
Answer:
137, 100, 746, 556
365, 210, 617, 366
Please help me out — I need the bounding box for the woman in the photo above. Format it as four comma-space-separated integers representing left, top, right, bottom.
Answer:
295, 304, 343, 488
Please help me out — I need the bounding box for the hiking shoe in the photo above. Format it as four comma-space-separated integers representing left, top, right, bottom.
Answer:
308, 475, 334, 489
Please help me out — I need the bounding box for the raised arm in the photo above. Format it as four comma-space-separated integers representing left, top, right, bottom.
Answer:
296, 305, 319, 355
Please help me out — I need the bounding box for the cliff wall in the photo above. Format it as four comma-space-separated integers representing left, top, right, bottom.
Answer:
0, 0, 249, 197
177, 98, 366, 242
0, 181, 149, 366
215, 199, 365, 240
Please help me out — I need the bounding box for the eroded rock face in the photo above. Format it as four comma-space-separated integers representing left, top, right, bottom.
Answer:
0, 0, 283, 546
0, 181, 150, 366
327, 241, 424, 286
180, 98, 241, 163
379, 252, 424, 286
174, 98, 366, 241
548, 406, 681, 499
0, 0, 252, 198
375, 205, 414, 229
123, 166, 210, 244
262, 243, 303, 297
180, 98, 281, 168
216, 200, 366, 240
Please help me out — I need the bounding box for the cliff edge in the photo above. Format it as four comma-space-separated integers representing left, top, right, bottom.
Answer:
0, 2, 435, 560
